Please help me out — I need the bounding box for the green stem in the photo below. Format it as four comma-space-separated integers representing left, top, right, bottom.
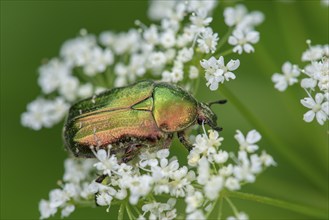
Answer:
226, 191, 328, 219
225, 197, 239, 216
132, 205, 142, 216
205, 198, 218, 218
218, 49, 233, 57
217, 27, 234, 52
217, 195, 224, 220
219, 85, 327, 192
118, 203, 125, 220
126, 203, 135, 220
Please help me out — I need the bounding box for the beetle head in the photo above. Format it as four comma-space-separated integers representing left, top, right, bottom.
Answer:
197, 102, 221, 131
197, 100, 227, 131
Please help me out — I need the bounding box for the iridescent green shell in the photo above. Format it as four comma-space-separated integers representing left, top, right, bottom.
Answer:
63, 80, 198, 158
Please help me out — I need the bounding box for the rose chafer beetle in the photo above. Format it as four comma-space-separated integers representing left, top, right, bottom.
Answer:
64, 80, 225, 162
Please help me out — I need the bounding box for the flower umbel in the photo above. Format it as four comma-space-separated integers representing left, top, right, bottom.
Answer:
39, 129, 274, 219
272, 40, 329, 125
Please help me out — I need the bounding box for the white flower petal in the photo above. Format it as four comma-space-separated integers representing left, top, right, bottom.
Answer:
321, 101, 329, 115
300, 97, 315, 109
303, 110, 315, 122
234, 130, 245, 144
301, 78, 317, 89
243, 43, 254, 53
246, 130, 261, 144
315, 93, 324, 104
316, 111, 327, 125
227, 59, 240, 71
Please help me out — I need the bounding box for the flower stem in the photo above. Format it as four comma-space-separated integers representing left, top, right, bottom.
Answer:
118, 203, 125, 220
225, 197, 239, 216
219, 49, 233, 57
226, 191, 328, 219
205, 197, 218, 218
217, 195, 224, 220
217, 27, 234, 52
219, 85, 327, 192
126, 203, 135, 220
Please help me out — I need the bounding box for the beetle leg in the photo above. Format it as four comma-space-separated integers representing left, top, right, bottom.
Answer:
122, 144, 143, 163
177, 131, 194, 151
95, 174, 107, 184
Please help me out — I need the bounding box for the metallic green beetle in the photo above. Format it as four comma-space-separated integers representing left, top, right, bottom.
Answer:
63, 80, 225, 162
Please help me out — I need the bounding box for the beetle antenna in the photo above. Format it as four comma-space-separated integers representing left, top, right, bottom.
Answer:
208, 99, 227, 106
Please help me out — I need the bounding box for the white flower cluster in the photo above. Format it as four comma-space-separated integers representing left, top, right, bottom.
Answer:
21, 0, 265, 130
39, 129, 275, 219
225, 4, 264, 54
39, 159, 96, 219
272, 41, 329, 125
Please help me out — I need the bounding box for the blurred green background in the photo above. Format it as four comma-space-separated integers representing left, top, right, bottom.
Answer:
1, 0, 328, 219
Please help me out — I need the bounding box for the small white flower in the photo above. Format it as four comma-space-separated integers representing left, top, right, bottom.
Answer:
83, 47, 114, 76
177, 47, 194, 63
235, 129, 261, 153
21, 97, 69, 130
272, 62, 300, 92
224, 4, 264, 31
59, 76, 80, 101
176, 27, 195, 47
112, 30, 140, 55
96, 191, 113, 206
99, 31, 115, 47
39, 200, 57, 219
197, 27, 219, 54
187, 210, 205, 220
38, 58, 71, 94
224, 4, 248, 27
225, 177, 241, 191
214, 150, 229, 164
77, 83, 94, 98
143, 24, 159, 45
148, 51, 167, 68
123, 175, 153, 205
190, 9, 213, 32
201, 56, 240, 90
49, 189, 68, 208
148, 0, 175, 20
170, 66, 184, 83
197, 157, 210, 185
61, 205, 75, 218
302, 45, 323, 61
185, 191, 204, 213
204, 176, 223, 200
93, 148, 120, 177
300, 93, 329, 125
229, 29, 260, 54
227, 212, 249, 220
260, 151, 277, 167
160, 30, 176, 48
60, 35, 97, 66
189, 66, 199, 79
